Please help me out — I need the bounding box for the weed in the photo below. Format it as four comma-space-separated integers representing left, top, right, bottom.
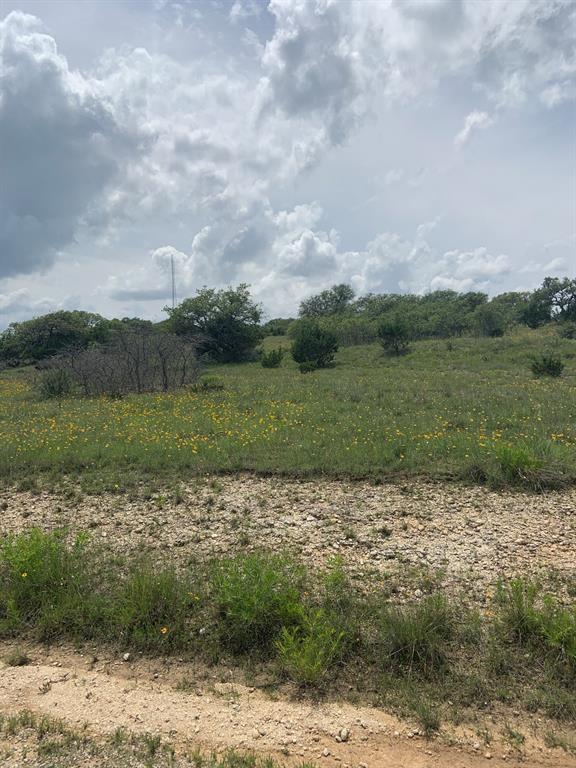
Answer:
3, 648, 29, 666
377, 594, 455, 675
276, 608, 344, 685
531, 353, 564, 377
211, 552, 304, 655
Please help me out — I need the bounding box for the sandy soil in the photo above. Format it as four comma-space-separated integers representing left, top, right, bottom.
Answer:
0, 642, 574, 768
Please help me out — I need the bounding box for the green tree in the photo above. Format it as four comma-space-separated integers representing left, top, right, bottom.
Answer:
299, 284, 355, 318
378, 317, 412, 355
521, 277, 576, 328
0, 310, 109, 366
166, 284, 262, 362
291, 320, 338, 368
471, 303, 507, 337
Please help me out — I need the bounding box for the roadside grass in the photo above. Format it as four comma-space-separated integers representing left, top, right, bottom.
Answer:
0, 328, 575, 491
1, 530, 574, 731
0, 710, 308, 767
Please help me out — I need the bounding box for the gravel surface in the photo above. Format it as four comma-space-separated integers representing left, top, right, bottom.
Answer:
1, 476, 574, 603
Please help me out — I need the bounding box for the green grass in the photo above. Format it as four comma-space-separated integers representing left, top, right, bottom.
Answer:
1, 530, 574, 727
0, 710, 310, 767
0, 328, 575, 490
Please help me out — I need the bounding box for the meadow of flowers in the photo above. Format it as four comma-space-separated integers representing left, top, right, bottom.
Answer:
0, 333, 574, 488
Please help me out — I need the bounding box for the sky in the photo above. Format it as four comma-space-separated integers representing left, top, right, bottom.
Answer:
0, 0, 575, 327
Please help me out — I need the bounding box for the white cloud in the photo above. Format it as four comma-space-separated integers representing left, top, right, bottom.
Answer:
454, 111, 495, 148
0, 0, 573, 323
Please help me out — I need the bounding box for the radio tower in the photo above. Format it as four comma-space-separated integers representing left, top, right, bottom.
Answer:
171, 254, 177, 309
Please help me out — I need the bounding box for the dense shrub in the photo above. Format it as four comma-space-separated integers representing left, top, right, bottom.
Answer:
530, 354, 564, 377
260, 348, 284, 368
378, 317, 412, 356
291, 320, 338, 368
298, 361, 318, 374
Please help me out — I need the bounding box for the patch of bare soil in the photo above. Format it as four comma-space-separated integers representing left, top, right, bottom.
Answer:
0, 643, 574, 768
1, 477, 574, 601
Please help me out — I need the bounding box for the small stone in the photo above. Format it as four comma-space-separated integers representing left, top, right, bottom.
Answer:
484, 753, 492, 760
338, 728, 349, 742
322, 748, 331, 757
122, 652, 131, 662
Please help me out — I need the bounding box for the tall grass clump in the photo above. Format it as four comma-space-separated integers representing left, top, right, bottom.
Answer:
276, 608, 344, 685
495, 579, 576, 677
0, 529, 102, 640
377, 594, 456, 675
112, 564, 202, 652
211, 552, 305, 655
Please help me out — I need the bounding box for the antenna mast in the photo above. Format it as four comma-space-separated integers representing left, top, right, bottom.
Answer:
171, 254, 176, 309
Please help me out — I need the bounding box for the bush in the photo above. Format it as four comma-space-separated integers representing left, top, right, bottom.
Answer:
298, 361, 318, 374
276, 608, 344, 685
531, 354, 564, 377
211, 553, 304, 655
50, 330, 200, 397
0, 530, 100, 640
37, 368, 73, 399
378, 318, 412, 356
495, 580, 576, 674
260, 348, 284, 368
558, 322, 576, 340
291, 321, 338, 369
113, 564, 198, 652
377, 594, 455, 675
191, 375, 225, 392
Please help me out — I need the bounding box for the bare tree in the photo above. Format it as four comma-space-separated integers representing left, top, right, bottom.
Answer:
45, 330, 200, 397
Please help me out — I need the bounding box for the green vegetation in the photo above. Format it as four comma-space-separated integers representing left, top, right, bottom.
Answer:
0, 329, 574, 490
530, 353, 565, 378
165, 284, 263, 363
0, 710, 306, 767
260, 348, 284, 368
290, 319, 338, 369
1, 530, 574, 727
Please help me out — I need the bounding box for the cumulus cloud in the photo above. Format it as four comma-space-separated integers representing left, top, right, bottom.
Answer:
0, 0, 572, 321
105, 206, 511, 317
259, 0, 575, 148
454, 111, 495, 148
0, 288, 60, 324
0, 12, 142, 280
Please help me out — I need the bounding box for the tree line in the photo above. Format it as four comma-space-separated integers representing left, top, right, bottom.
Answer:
0, 276, 574, 372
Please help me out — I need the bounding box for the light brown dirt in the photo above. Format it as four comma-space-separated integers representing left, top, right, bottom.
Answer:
0, 643, 574, 768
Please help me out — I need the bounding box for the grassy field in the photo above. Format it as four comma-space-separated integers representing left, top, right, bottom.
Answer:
0, 328, 575, 491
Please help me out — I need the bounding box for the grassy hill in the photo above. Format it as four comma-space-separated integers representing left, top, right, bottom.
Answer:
1, 327, 574, 491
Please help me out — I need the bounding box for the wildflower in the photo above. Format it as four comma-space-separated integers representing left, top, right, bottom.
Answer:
160, 626, 168, 634
21, 572, 28, 579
